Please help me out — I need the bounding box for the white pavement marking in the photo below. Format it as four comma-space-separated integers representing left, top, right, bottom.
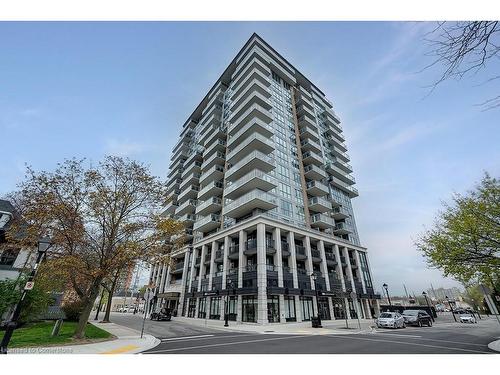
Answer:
147, 335, 306, 353
161, 335, 214, 341
372, 333, 422, 338
160, 333, 260, 343
327, 334, 492, 354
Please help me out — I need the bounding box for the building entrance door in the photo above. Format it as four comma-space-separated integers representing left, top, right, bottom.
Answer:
318, 298, 331, 320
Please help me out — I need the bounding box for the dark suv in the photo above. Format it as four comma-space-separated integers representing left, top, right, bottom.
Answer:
402, 310, 433, 327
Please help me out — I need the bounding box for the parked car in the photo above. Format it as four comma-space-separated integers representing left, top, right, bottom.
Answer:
376, 312, 406, 329
401, 310, 433, 327
150, 307, 172, 321
459, 313, 477, 323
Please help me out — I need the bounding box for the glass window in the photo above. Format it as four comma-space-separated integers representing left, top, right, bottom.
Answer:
242, 296, 257, 322
267, 296, 280, 323
197, 297, 207, 319
301, 297, 314, 321
209, 296, 221, 319
284, 296, 296, 322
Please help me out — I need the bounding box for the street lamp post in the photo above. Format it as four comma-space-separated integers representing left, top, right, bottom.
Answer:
383, 283, 392, 307
422, 291, 434, 322
446, 295, 457, 322
311, 273, 322, 328
1, 238, 52, 354
224, 279, 233, 327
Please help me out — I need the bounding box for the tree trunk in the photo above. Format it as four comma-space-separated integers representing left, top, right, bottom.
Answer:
102, 270, 120, 323
73, 280, 102, 339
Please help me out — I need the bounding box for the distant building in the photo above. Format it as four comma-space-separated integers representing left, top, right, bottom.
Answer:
0, 199, 35, 281
427, 286, 462, 301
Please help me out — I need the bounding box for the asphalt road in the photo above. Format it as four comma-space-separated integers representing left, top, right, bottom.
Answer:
108, 312, 500, 354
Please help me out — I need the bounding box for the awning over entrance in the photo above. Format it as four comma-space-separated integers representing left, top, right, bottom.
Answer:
158, 292, 180, 299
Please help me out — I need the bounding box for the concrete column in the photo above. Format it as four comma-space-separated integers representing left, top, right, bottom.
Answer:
256, 223, 268, 324
275, 228, 283, 288
208, 241, 217, 290
344, 297, 351, 319
287, 232, 298, 289
334, 244, 346, 291
327, 297, 335, 320
319, 240, 330, 291
198, 245, 208, 291
177, 256, 189, 317
221, 236, 229, 289
278, 295, 285, 323
304, 236, 314, 289
238, 230, 246, 288
295, 295, 303, 322
354, 250, 367, 294
363, 299, 372, 319
343, 247, 356, 292
374, 299, 381, 317
236, 295, 243, 323
159, 263, 167, 293
187, 248, 198, 294
165, 264, 172, 290
154, 262, 161, 288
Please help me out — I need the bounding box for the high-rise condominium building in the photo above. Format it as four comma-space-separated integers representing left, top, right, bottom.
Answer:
149, 33, 380, 324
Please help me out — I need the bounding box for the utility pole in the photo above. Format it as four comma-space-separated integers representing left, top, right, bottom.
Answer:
403, 284, 410, 305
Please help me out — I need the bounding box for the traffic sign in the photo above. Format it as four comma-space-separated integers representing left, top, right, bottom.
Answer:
24, 281, 35, 290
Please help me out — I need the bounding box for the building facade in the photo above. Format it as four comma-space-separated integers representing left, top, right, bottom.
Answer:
149, 33, 380, 324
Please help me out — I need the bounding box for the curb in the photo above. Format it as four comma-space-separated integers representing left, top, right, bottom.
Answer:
487, 339, 500, 353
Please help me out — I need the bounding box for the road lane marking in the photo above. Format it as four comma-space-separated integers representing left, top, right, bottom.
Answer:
160, 333, 260, 343
364, 333, 490, 348
327, 334, 492, 353
372, 333, 422, 338
146, 335, 307, 353
101, 345, 139, 354
161, 335, 214, 341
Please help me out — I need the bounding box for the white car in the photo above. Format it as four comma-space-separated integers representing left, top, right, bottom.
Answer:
459, 314, 477, 323
376, 312, 406, 329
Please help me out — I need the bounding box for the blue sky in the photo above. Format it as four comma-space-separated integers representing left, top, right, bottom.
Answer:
1, 22, 499, 295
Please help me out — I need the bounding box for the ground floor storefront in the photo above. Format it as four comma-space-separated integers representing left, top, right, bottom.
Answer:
180, 293, 380, 324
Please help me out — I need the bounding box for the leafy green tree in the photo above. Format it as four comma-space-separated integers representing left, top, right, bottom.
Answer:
415, 173, 500, 289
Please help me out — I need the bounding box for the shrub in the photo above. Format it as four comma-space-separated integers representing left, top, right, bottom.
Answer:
61, 300, 85, 322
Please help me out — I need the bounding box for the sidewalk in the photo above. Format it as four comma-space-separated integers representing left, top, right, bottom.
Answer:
9, 322, 160, 354
172, 316, 377, 335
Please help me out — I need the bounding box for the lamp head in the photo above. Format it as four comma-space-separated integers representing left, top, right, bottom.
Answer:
383, 283, 388, 289
37, 237, 52, 254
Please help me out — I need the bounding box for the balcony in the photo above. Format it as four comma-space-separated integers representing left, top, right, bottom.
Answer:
303, 164, 326, 181
227, 244, 239, 260
295, 92, 314, 111
310, 213, 335, 229
199, 164, 224, 185
300, 138, 322, 154
325, 252, 337, 266
281, 242, 290, 257
224, 169, 277, 199
325, 162, 356, 185
310, 249, 322, 263
331, 206, 349, 220
162, 201, 178, 216
328, 176, 359, 198
231, 78, 271, 112
295, 245, 307, 260
177, 184, 200, 202
178, 213, 197, 225
330, 156, 352, 173
214, 250, 224, 263
200, 151, 226, 171
179, 172, 201, 191
333, 222, 352, 234
225, 151, 274, 182
302, 151, 323, 167
166, 178, 182, 194
308, 196, 332, 213
193, 214, 221, 232
176, 199, 198, 216
182, 160, 202, 177
228, 118, 273, 146
230, 92, 272, 125
231, 66, 271, 101
299, 125, 320, 143
197, 180, 223, 200
243, 239, 276, 256
203, 138, 226, 158
297, 112, 317, 129
296, 103, 316, 120
306, 180, 329, 196
226, 132, 274, 164
184, 149, 204, 168
200, 123, 225, 146
229, 103, 273, 135
223, 189, 278, 218
195, 197, 222, 216
170, 261, 184, 275
199, 112, 221, 133
330, 145, 350, 162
